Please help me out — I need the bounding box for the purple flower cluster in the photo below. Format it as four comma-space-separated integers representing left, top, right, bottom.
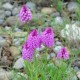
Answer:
20, 4, 32, 23
22, 44, 34, 61
41, 28, 54, 48
27, 29, 41, 49
22, 28, 54, 62
57, 47, 69, 60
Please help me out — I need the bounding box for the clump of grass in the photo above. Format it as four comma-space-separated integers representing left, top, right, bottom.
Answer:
75, 7, 80, 21
57, 1, 64, 13
77, 0, 80, 4
23, 53, 76, 80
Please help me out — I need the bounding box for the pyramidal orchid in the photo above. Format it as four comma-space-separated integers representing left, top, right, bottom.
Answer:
19, 4, 32, 23
22, 43, 34, 62
27, 29, 41, 49
57, 47, 69, 60
41, 27, 54, 48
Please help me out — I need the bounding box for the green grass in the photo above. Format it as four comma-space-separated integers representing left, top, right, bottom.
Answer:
23, 51, 76, 80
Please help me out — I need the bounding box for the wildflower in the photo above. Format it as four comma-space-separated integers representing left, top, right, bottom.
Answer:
22, 43, 34, 62
41, 27, 54, 48
19, 4, 32, 23
27, 29, 41, 49
57, 47, 69, 60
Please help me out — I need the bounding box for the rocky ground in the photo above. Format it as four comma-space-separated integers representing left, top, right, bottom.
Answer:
0, 0, 80, 80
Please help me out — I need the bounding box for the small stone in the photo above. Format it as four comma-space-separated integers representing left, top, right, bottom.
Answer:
0, 10, 5, 19
5, 16, 24, 26
61, 23, 80, 41
55, 16, 63, 24
52, 12, 60, 17
10, 46, 20, 57
13, 57, 25, 69
5, 26, 11, 30
0, 70, 13, 80
14, 28, 22, 32
0, 19, 4, 25
33, 13, 43, 19
0, 68, 5, 72
50, 53, 56, 58
5, 10, 11, 17
53, 46, 62, 54
56, 41, 62, 46
67, 2, 79, 12
2, 0, 13, 3
36, 53, 40, 58
36, 45, 45, 51
70, 13, 76, 20
41, 7, 53, 14
13, 39, 20, 46
0, 47, 2, 59
77, 71, 80, 79
13, 32, 27, 38
12, 7, 21, 16
0, 36, 6, 47
2, 3, 13, 10
1, 56, 7, 66
26, 2, 36, 11
55, 38, 59, 42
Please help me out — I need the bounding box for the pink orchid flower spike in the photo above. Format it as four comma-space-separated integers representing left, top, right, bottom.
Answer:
41, 27, 54, 48
57, 47, 69, 60
27, 29, 41, 49
22, 43, 34, 62
20, 4, 32, 23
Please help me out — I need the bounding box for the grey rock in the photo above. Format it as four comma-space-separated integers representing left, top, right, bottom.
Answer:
13, 57, 25, 69
2, 0, 13, 3
1, 56, 7, 66
5, 10, 11, 17
31, 0, 52, 6
13, 32, 27, 38
10, 46, 20, 57
36, 53, 40, 58
5, 16, 24, 26
61, 23, 80, 41
55, 16, 63, 25
14, 28, 22, 32
77, 71, 80, 79
67, 2, 79, 12
33, 13, 43, 19
56, 41, 62, 46
0, 19, 4, 25
0, 70, 13, 80
13, 39, 20, 46
0, 36, 6, 46
0, 47, 2, 59
50, 53, 56, 58
2, 3, 13, 10
52, 12, 60, 17
0, 10, 5, 19
53, 46, 62, 54
5, 26, 11, 30
12, 7, 21, 16
36, 45, 45, 52
26, 2, 36, 11
41, 7, 54, 14
70, 13, 76, 20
